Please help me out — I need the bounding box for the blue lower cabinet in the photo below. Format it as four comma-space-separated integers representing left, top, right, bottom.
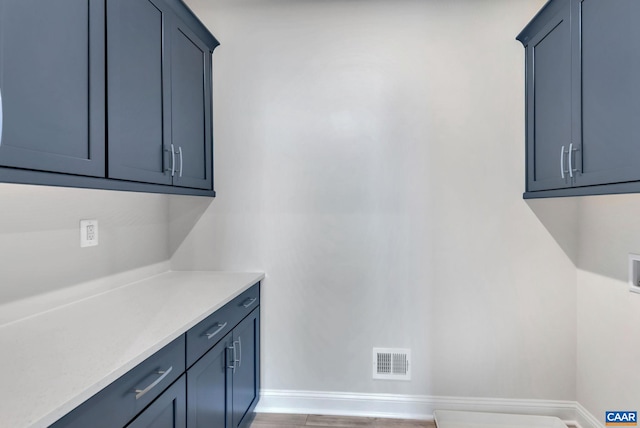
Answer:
126, 375, 186, 428
232, 308, 260, 428
187, 283, 260, 368
187, 332, 233, 427
51, 336, 185, 428
187, 307, 261, 428
50, 283, 261, 428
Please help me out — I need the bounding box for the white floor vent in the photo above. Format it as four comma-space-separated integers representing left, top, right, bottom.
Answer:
372, 348, 411, 380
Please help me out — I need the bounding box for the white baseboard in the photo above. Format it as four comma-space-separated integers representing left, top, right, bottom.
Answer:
256, 390, 435, 421
256, 389, 586, 426
575, 403, 604, 428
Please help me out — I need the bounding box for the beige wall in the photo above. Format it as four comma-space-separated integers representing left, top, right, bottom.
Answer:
1, 0, 607, 411
174, 0, 576, 399
0, 184, 171, 305
577, 195, 640, 418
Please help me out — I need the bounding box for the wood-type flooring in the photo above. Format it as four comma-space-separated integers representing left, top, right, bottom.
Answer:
250, 413, 577, 428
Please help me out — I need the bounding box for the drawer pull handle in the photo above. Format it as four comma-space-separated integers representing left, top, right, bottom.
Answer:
560, 145, 566, 179
134, 366, 173, 400
237, 336, 242, 367
242, 297, 257, 309
178, 146, 183, 178
206, 322, 228, 340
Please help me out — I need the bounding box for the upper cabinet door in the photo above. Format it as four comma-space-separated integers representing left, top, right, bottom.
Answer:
573, 0, 640, 187
525, 3, 573, 192
107, 0, 172, 185
0, 0, 105, 176
170, 20, 213, 190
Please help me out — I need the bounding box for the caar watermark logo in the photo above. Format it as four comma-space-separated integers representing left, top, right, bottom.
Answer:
606, 411, 637, 426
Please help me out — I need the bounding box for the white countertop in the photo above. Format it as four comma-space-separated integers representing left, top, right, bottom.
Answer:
0, 270, 265, 428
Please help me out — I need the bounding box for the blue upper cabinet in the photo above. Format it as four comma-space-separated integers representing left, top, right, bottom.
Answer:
107, 0, 173, 186
520, 1, 573, 192
518, 0, 640, 198
0, 0, 218, 196
0, 0, 106, 177
170, 19, 213, 190
573, 0, 640, 187
107, 0, 216, 191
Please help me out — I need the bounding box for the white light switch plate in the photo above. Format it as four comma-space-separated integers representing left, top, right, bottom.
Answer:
80, 220, 99, 247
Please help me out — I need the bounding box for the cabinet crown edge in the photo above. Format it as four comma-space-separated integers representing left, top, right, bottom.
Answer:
516, 0, 568, 46
166, 0, 220, 50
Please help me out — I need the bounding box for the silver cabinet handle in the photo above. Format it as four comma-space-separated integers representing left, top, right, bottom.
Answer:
560, 145, 566, 179
237, 336, 242, 368
0, 87, 3, 148
568, 143, 579, 178
134, 366, 173, 400
242, 298, 257, 309
205, 322, 227, 340
178, 146, 183, 178
568, 143, 574, 178
165, 144, 175, 176
172, 144, 176, 176
227, 343, 237, 373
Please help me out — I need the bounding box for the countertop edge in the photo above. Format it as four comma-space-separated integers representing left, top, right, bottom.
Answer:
4, 270, 265, 428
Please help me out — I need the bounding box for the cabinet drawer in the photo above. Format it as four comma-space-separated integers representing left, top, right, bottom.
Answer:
125, 374, 186, 428
186, 282, 260, 367
186, 299, 235, 368
52, 335, 185, 428
231, 282, 261, 316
